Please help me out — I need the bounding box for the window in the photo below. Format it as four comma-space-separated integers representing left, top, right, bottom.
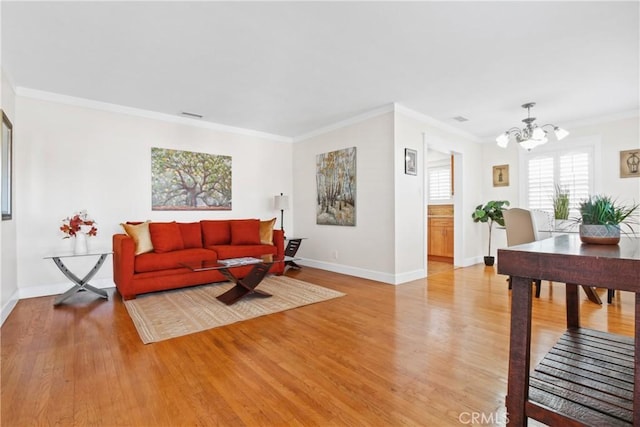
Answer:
428, 162, 452, 201
525, 146, 593, 217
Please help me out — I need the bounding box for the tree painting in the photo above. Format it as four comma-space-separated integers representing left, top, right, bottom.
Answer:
316, 147, 356, 226
151, 147, 232, 210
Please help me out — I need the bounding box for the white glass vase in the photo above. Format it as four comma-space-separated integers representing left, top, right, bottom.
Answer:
74, 232, 88, 255
73, 225, 92, 255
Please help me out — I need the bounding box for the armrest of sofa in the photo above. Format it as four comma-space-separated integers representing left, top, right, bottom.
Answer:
273, 229, 285, 257
112, 234, 135, 295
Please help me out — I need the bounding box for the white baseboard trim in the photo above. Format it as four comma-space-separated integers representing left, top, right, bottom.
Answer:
1, 289, 20, 326
296, 259, 426, 285
394, 269, 428, 285
463, 256, 485, 267
18, 278, 115, 300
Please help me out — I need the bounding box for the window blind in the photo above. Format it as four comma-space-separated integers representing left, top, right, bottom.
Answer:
428, 166, 451, 201
525, 147, 592, 217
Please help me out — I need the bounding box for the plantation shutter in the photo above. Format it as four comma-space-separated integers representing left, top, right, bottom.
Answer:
525, 147, 593, 216
559, 151, 590, 215
428, 165, 452, 201
528, 155, 555, 212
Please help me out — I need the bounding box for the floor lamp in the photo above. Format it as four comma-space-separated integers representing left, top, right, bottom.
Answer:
274, 193, 289, 232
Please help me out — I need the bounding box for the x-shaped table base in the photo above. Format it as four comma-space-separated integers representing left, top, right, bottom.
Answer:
51, 254, 109, 306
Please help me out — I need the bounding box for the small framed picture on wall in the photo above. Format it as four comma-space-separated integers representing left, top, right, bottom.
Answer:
405, 148, 417, 175
492, 164, 509, 187
620, 149, 639, 178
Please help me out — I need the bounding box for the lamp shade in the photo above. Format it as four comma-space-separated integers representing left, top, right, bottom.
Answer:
496, 133, 509, 148
532, 127, 546, 140
554, 127, 569, 140
519, 139, 540, 151
274, 194, 289, 211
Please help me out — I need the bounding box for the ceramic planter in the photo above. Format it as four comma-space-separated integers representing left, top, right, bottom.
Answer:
579, 224, 621, 245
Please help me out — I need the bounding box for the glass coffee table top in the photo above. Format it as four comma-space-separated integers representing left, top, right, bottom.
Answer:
181, 254, 296, 272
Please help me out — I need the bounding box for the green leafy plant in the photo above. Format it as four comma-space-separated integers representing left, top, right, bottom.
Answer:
471, 200, 510, 258
552, 184, 570, 220
577, 195, 638, 232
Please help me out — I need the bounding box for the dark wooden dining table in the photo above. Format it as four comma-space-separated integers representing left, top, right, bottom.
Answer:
498, 234, 639, 426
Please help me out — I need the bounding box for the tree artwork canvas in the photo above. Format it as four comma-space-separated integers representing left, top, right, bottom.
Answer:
151, 147, 232, 210
316, 147, 356, 226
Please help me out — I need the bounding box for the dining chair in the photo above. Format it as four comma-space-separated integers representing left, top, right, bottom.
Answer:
503, 208, 542, 298
530, 209, 554, 241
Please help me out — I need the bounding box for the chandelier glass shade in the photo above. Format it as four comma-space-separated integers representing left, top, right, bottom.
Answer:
496, 102, 569, 151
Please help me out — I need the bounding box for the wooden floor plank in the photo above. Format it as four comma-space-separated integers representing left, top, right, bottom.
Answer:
1, 264, 635, 426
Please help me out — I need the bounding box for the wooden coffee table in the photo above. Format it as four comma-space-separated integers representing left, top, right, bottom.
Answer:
181, 255, 296, 305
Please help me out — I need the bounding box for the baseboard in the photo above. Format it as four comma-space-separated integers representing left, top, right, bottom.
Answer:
1, 289, 20, 326
297, 259, 426, 285
18, 278, 115, 300
463, 256, 485, 267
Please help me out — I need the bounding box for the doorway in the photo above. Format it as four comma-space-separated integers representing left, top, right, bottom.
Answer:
425, 146, 460, 275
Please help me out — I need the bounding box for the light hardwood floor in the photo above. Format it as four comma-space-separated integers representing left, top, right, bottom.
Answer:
427, 260, 454, 277
1, 265, 635, 426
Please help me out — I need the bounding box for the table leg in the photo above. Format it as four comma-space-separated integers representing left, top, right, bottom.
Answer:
506, 276, 533, 426
580, 285, 602, 304
52, 254, 109, 306
566, 283, 580, 329
216, 262, 273, 305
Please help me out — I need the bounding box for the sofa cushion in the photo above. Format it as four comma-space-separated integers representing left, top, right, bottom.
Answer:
121, 221, 154, 255
201, 220, 231, 246
178, 222, 202, 249
211, 244, 277, 260
259, 218, 276, 245
230, 219, 260, 245
149, 222, 185, 253
134, 248, 218, 273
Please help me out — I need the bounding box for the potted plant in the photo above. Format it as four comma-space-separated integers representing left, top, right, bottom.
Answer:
472, 200, 510, 266
577, 195, 638, 245
552, 184, 570, 220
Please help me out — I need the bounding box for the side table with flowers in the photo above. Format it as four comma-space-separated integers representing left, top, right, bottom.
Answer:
48, 209, 110, 305
60, 210, 98, 254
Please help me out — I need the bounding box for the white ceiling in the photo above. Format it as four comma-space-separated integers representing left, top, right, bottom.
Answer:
2, 1, 639, 141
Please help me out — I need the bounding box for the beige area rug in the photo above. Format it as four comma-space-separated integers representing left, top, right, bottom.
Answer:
124, 276, 346, 344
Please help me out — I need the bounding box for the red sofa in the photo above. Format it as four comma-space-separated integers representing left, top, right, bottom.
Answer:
112, 219, 284, 300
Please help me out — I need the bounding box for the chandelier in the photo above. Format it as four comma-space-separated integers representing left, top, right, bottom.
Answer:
496, 102, 569, 151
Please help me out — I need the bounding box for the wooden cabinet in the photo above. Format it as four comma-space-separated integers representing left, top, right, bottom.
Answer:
428, 205, 453, 262
428, 217, 454, 259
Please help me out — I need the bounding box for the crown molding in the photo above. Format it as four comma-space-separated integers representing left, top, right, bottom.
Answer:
561, 109, 640, 130
293, 104, 395, 142
393, 103, 482, 142
293, 102, 483, 143
15, 87, 293, 143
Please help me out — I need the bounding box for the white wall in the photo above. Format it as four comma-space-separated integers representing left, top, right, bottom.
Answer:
394, 108, 485, 268
1, 68, 18, 324
292, 110, 397, 283
13, 94, 293, 300
291, 104, 485, 285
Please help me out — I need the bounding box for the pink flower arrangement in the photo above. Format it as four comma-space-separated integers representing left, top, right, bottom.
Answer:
60, 210, 98, 238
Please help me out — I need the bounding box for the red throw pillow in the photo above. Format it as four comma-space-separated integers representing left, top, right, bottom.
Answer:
149, 222, 185, 253
178, 222, 202, 249
201, 220, 231, 246
230, 219, 261, 245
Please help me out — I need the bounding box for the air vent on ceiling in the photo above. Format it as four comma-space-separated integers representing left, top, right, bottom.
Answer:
181, 111, 203, 119
452, 116, 469, 122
